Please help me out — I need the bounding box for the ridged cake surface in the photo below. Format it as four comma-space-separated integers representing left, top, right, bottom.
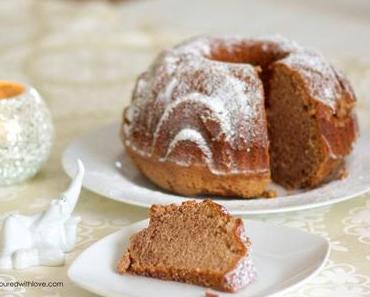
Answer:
122, 35, 357, 197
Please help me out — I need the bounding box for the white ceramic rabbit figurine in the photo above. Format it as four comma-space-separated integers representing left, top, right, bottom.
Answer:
0, 160, 84, 269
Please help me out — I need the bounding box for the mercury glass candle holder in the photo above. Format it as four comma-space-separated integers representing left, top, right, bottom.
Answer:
0, 81, 53, 185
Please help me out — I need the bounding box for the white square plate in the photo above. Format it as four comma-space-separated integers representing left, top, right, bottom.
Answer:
68, 219, 329, 297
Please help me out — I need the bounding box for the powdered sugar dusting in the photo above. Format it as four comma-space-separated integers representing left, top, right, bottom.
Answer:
186, 35, 342, 110
123, 35, 345, 174
158, 77, 177, 101
152, 92, 232, 146
281, 50, 341, 110
164, 128, 212, 165
224, 256, 256, 291
224, 222, 256, 290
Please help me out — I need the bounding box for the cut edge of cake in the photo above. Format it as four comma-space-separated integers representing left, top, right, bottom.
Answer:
117, 200, 256, 292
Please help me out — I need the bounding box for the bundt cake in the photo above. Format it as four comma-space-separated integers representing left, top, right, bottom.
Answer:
117, 200, 256, 292
121, 35, 358, 198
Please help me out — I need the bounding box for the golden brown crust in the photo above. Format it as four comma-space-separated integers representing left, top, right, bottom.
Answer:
205, 291, 219, 297
299, 71, 357, 187
122, 35, 358, 196
121, 265, 229, 291
267, 61, 357, 189
126, 146, 270, 198
117, 251, 131, 273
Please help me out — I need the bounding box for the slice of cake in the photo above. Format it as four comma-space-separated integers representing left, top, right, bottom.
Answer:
117, 200, 256, 292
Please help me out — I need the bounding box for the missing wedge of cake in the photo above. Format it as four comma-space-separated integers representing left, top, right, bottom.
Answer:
121, 35, 358, 198
117, 200, 256, 292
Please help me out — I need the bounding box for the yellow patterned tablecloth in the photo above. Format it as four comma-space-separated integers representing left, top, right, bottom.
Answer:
0, 1, 370, 296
